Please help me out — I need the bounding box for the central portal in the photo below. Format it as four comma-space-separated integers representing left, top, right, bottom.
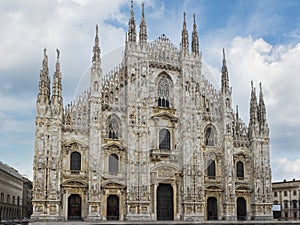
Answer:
157, 183, 174, 220
107, 195, 119, 220
68, 194, 81, 220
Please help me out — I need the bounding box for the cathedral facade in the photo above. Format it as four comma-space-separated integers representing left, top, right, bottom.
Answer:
32, 3, 273, 222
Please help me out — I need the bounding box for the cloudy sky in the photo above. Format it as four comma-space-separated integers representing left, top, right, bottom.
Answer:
0, 0, 299, 182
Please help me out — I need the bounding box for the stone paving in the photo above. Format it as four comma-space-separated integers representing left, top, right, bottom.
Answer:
29, 220, 300, 225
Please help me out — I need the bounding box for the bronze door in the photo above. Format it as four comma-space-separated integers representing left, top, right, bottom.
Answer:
237, 197, 246, 220
157, 184, 174, 220
68, 194, 81, 220
207, 197, 218, 220
107, 195, 119, 220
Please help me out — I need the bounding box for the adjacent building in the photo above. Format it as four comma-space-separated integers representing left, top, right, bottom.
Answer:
0, 161, 32, 221
273, 179, 300, 220
31, 2, 273, 222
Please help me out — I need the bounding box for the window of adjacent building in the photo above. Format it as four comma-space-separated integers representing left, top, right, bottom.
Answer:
158, 77, 170, 108
294, 190, 297, 196
109, 154, 119, 173
0, 193, 3, 202
207, 160, 216, 178
12, 196, 15, 205
284, 191, 287, 196
285, 212, 288, 218
108, 115, 120, 139
293, 200, 297, 209
7, 194, 10, 204
205, 125, 216, 146
17, 196, 20, 206
274, 191, 278, 197
284, 200, 288, 208
159, 129, 171, 150
236, 161, 244, 178
70, 151, 81, 171
294, 212, 297, 219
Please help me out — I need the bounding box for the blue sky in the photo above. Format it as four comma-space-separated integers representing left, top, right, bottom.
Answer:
0, 0, 299, 181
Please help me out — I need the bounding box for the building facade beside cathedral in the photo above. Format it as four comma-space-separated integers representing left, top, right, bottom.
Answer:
32, 2, 273, 222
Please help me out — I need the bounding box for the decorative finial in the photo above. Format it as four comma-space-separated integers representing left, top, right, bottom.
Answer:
56, 48, 60, 60
131, 0, 133, 10
222, 48, 226, 66
44, 47, 47, 57
259, 82, 262, 91
142, 2, 145, 18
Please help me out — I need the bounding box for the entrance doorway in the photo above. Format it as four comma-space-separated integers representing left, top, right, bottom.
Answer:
237, 197, 246, 220
107, 195, 119, 220
207, 197, 218, 220
157, 184, 174, 220
68, 194, 81, 220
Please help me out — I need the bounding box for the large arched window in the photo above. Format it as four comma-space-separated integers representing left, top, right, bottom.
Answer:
207, 160, 216, 178
70, 151, 81, 171
158, 78, 170, 108
108, 115, 121, 139
205, 125, 217, 146
236, 161, 244, 178
109, 154, 119, 173
159, 129, 170, 150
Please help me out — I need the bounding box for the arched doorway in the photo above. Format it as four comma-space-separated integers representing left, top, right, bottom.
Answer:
157, 184, 174, 220
68, 194, 81, 220
237, 197, 246, 220
107, 195, 119, 220
207, 197, 218, 220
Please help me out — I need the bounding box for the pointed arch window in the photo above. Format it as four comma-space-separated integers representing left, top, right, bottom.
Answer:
207, 160, 216, 178
108, 115, 121, 139
159, 129, 170, 150
236, 161, 244, 178
109, 154, 119, 173
158, 78, 170, 108
70, 151, 81, 171
205, 125, 217, 146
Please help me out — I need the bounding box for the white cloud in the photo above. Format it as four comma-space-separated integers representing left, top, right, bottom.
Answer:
272, 158, 300, 182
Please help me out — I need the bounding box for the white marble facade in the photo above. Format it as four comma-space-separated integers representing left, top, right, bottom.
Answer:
32, 2, 273, 222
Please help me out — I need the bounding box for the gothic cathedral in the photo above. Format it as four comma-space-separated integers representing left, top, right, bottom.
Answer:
32, 2, 273, 222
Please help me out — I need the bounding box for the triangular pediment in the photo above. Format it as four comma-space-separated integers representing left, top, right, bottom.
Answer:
151, 111, 178, 122
236, 185, 251, 191
205, 185, 223, 191
103, 141, 126, 151
61, 179, 87, 188
102, 180, 126, 189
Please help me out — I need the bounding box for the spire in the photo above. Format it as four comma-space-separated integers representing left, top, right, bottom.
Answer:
191, 14, 199, 55
139, 3, 147, 45
128, 0, 136, 43
259, 82, 267, 125
249, 81, 258, 126
221, 48, 229, 93
37, 48, 50, 104
92, 25, 101, 63
181, 12, 189, 52
52, 49, 62, 101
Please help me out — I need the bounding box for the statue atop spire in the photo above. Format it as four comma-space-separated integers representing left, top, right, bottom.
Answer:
92, 24, 101, 63
55, 48, 60, 73
139, 2, 147, 45
181, 12, 189, 52
128, 0, 136, 43
191, 14, 199, 55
